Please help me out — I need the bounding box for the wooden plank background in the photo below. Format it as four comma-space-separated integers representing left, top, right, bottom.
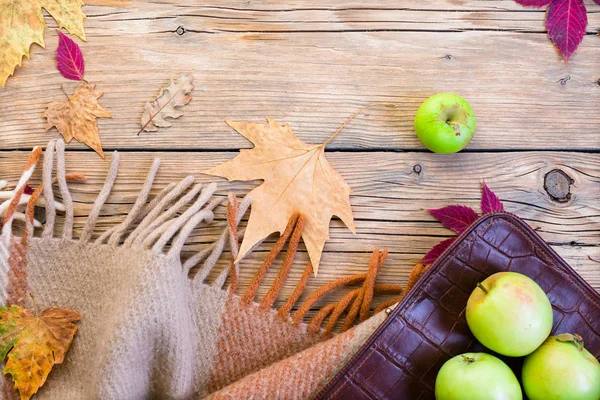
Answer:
0, 0, 599, 313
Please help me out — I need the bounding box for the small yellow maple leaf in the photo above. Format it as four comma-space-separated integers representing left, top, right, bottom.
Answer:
0, 0, 86, 87
44, 82, 112, 158
206, 118, 356, 275
0, 305, 81, 400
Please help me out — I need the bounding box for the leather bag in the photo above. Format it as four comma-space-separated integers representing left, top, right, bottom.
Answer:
317, 212, 600, 399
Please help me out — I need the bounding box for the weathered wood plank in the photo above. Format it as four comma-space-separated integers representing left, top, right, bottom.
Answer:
81, 0, 600, 32
1, 150, 598, 304
1, 3, 600, 151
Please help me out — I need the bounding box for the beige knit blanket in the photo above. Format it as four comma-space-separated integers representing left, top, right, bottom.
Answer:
0, 141, 419, 400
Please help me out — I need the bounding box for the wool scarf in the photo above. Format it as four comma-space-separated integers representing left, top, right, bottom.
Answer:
0, 141, 424, 399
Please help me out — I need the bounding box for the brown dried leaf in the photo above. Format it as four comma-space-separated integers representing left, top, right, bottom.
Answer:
206, 118, 356, 275
0, 305, 81, 400
139, 74, 194, 133
44, 83, 111, 158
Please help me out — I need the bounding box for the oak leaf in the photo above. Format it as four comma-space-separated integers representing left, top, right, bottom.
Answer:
0, 305, 81, 400
44, 82, 111, 158
207, 118, 356, 274
139, 74, 194, 133
0, 0, 86, 87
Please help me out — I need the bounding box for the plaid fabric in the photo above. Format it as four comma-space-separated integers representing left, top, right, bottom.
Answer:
0, 141, 406, 399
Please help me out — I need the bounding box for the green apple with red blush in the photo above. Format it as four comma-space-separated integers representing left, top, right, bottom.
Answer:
522, 333, 600, 400
465, 272, 553, 357
414, 93, 476, 154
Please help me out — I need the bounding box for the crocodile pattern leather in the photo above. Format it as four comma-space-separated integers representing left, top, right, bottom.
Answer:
318, 213, 600, 400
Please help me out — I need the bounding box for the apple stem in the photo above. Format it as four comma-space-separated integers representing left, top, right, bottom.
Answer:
557, 333, 584, 352
476, 282, 489, 294
461, 355, 475, 364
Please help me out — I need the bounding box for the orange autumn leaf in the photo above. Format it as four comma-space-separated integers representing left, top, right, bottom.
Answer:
0, 305, 81, 400
206, 118, 356, 275
44, 82, 111, 158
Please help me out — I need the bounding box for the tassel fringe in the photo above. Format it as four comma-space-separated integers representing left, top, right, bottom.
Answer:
0, 141, 424, 333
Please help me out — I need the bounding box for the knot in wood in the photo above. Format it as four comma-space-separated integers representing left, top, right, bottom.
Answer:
544, 169, 573, 203
557, 76, 571, 86
176, 26, 186, 36
442, 54, 454, 61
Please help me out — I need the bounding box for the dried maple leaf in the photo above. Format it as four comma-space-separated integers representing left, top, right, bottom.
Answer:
139, 74, 194, 134
207, 118, 356, 275
44, 82, 111, 158
0, 0, 86, 87
0, 305, 81, 400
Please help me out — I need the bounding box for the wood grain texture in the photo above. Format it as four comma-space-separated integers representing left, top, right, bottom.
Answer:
0, 0, 598, 311
0, 150, 598, 307
0, 1, 600, 150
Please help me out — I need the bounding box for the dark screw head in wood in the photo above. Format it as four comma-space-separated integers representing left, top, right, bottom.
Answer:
544, 169, 573, 203
176, 26, 186, 36
413, 164, 422, 174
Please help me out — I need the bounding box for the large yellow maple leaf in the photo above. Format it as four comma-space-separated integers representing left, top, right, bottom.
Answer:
0, 305, 81, 400
0, 0, 86, 87
207, 118, 356, 274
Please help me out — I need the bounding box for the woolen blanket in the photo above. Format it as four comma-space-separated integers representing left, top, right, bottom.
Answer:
0, 141, 420, 400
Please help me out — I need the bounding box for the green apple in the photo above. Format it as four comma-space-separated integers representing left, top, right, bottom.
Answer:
414, 93, 476, 154
522, 333, 600, 400
435, 353, 522, 400
466, 272, 552, 357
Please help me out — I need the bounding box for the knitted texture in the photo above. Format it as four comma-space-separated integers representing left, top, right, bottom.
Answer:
0, 141, 413, 399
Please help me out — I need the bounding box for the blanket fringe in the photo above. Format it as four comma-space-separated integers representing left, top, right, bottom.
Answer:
197, 195, 413, 333
1, 141, 423, 334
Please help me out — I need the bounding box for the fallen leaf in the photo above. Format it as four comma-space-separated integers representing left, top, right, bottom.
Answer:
481, 183, 504, 214
515, 0, 589, 61
139, 74, 194, 133
0, 305, 81, 400
44, 83, 111, 158
515, 0, 551, 6
546, 0, 587, 61
423, 237, 456, 264
0, 0, 86, 87
206, 118, 355, 274
56, 31, 85, 81
428, 205, 478, 234
424, 183, 506, 264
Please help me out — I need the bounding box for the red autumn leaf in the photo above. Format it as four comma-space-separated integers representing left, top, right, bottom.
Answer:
23, 185, 33, 195
481, 184, 504, 214
56, 31, 85, 81
423, 238, 456, 264
515, 0, 551, 6
546, 0, 587, 61
428, 205, 479, 234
